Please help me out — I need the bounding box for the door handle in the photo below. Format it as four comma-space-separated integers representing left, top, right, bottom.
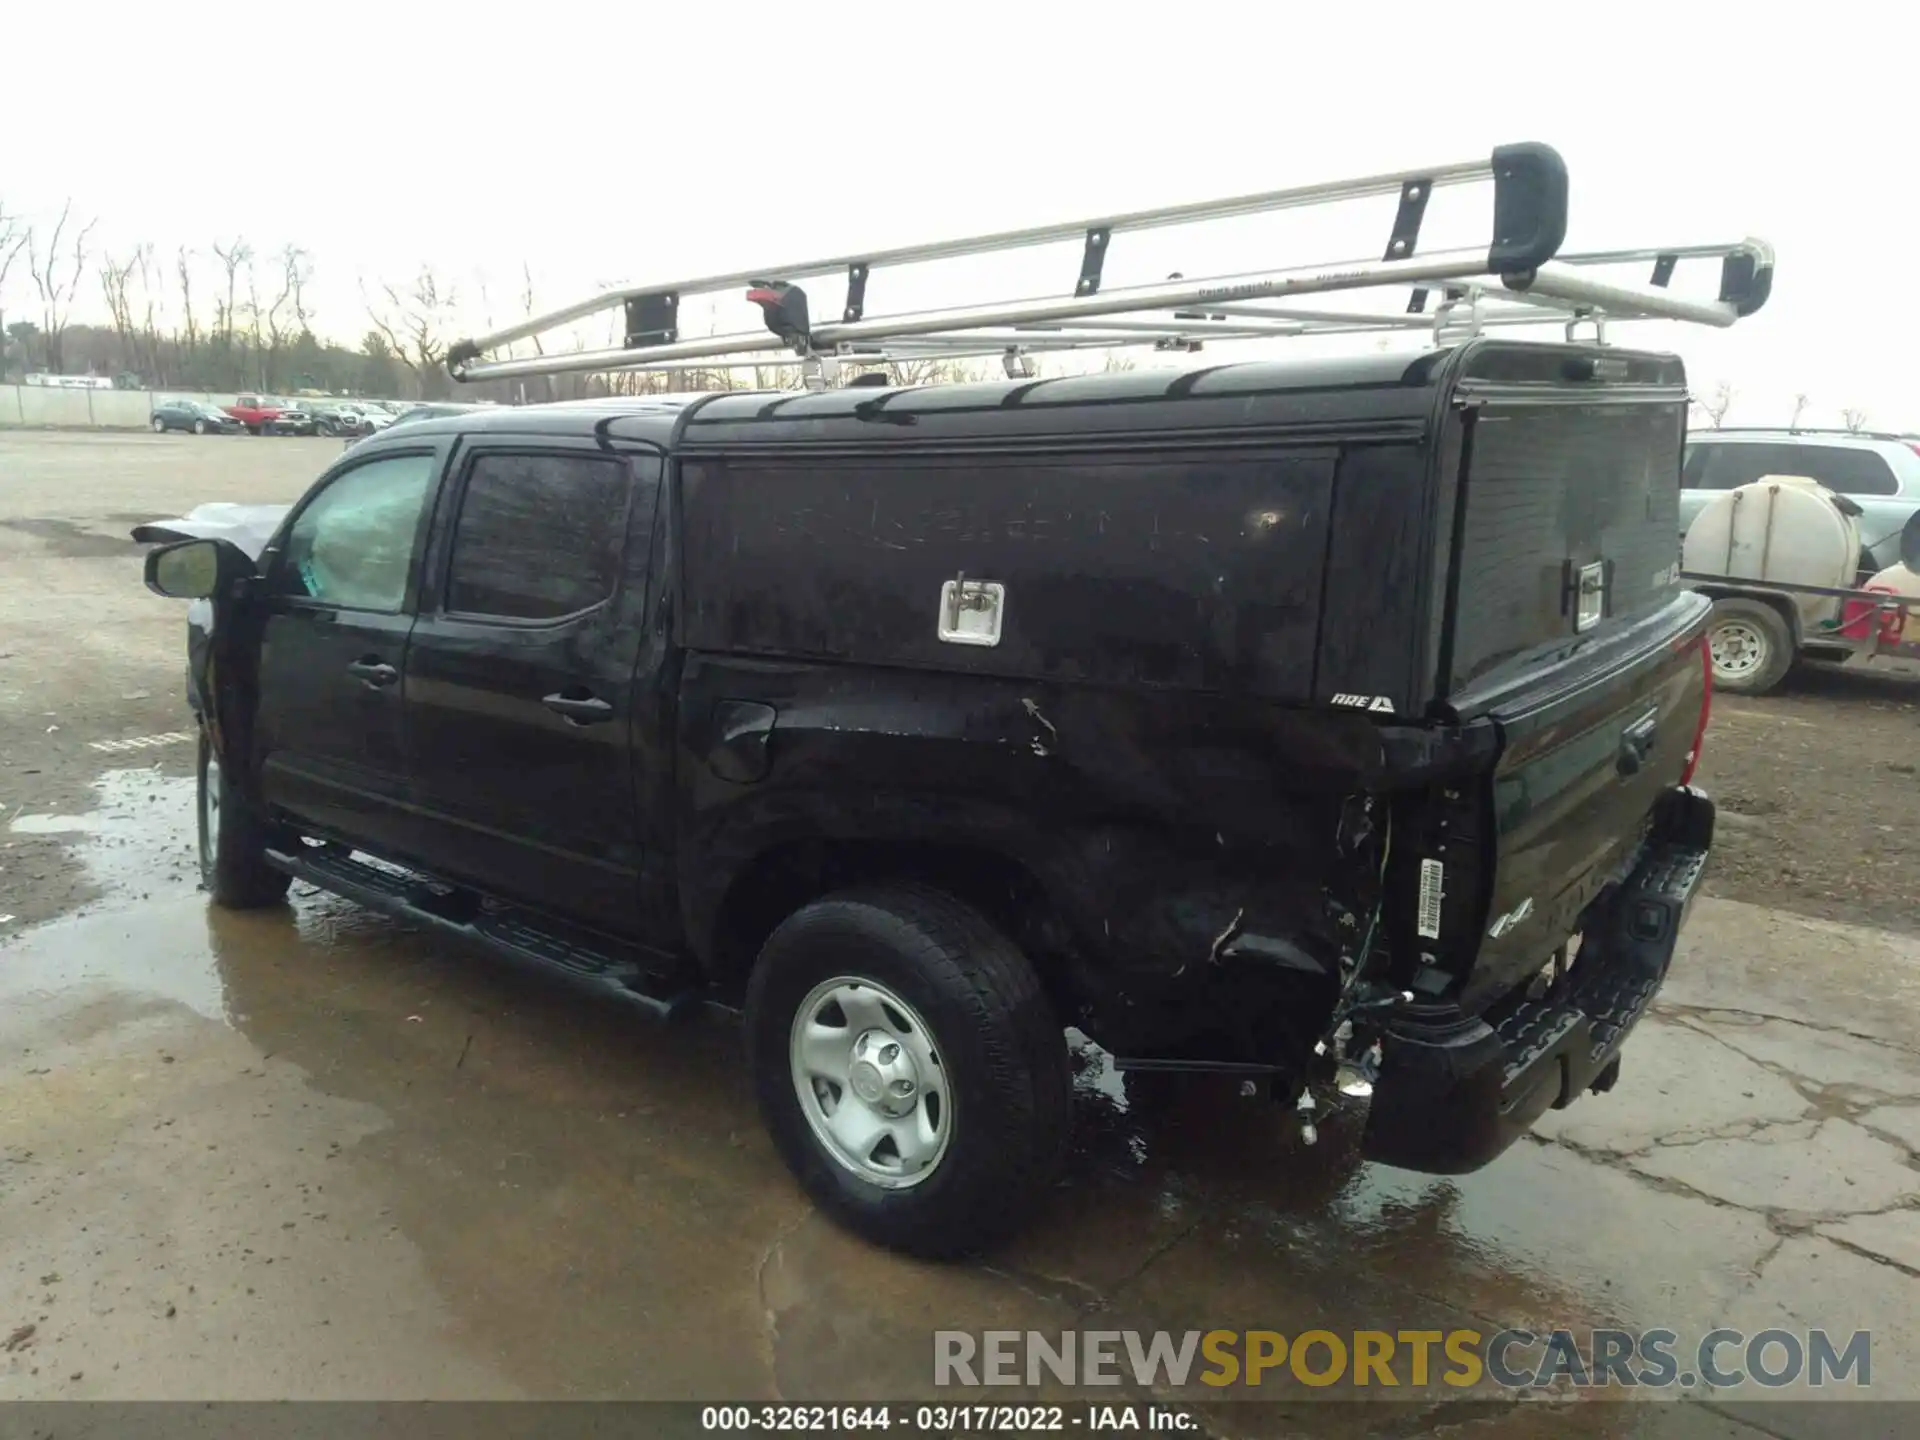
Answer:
1617, 710, 1658, 776
348, 658, 398, 688
543, 691, 614, 724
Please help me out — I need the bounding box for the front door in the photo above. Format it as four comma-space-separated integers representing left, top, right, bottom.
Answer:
252, 446, 443, 859
404, 441, 659, 936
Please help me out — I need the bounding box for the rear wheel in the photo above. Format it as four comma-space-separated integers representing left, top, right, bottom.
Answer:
197, 729, 291, 908
150, 415, 166, 433
1707, 596, 1795, 695
745, 882, 1071, 1258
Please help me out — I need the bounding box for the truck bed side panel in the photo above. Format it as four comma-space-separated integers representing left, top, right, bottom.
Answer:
679, 446, 1336, 701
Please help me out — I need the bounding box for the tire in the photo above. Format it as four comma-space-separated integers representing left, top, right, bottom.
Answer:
151, 416, 167, 433
196, 728, 291, 908
193, 419, 208, 435
1707, 596, 1795, 695
745, 882, 1071, 1258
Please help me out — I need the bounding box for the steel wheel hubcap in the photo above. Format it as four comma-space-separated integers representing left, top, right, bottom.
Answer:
1709, 620, 1766, 677
789, 976, 951, 1188
201, 753, 221, 868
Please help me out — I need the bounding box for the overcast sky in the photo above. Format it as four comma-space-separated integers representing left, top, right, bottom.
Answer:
4, 4, 1913, 427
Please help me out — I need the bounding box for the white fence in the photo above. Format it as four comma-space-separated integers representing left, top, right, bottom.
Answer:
0, 385, 247, 430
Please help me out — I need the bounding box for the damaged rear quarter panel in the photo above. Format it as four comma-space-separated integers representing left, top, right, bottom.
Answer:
674, 652, 1386, 1018
669, 437, 1394, 1030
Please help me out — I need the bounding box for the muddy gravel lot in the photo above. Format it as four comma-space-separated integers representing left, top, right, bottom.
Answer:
1698, 662, 1920, 937
0, 431, 341, 927
4, 431, 1919, 1436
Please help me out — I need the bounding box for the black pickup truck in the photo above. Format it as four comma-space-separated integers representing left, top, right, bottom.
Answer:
140, 341, 1715, 1256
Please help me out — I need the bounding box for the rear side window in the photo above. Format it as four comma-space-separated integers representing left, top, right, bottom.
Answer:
446, 451, 631, 620
1686, 441, 1898, 496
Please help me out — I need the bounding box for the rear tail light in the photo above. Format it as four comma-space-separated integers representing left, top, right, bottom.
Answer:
1680, 632, 1712, 786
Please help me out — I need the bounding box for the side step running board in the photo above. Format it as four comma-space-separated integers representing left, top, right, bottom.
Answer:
264, 845, 700, 1021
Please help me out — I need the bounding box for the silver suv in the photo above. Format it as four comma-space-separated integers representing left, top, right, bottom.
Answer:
1681, 429, 1920, 574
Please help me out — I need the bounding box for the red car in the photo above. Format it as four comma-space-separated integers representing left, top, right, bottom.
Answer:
222, 393, 287, 434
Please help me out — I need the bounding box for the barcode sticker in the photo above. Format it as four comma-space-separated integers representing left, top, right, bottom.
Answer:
1417, 859, 1445, 940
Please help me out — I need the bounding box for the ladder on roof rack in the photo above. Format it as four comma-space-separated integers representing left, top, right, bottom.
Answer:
446, 142, 1774, 390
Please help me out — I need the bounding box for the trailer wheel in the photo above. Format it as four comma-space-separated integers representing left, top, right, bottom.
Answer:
1707, 597, 1795, 695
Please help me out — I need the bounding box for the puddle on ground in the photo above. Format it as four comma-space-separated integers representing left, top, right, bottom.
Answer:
1, 798, 1804, 1402
7, 764, 202, 908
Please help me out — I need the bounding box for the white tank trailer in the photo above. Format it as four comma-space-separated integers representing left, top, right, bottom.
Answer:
1682, 476, 1920, 694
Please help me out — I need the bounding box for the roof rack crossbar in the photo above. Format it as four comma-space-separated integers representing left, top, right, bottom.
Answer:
447, 143, 1773, 387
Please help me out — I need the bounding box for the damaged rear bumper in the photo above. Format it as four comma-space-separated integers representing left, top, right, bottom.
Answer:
1361, 785, 1714, 1176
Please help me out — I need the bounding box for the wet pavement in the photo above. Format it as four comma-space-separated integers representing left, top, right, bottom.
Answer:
3, 772, 1918, 1437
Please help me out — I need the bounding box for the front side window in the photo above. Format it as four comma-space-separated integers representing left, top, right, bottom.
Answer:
276, 452, 438, 611
445, 451, 631, 620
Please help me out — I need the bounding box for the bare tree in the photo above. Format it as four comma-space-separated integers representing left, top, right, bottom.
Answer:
0, 204, 30, 376
365, 265, 460, 398
281, 245, 312, 335
884, 357, 991, 388
212, 238, 253, 353
135, 246, 164, 381
100, 249, 140, 371
1841, 407, 1869, 434
1789, 393, 1810, 431
519, 261, 556, 402
1693, 381, 1734, 429
175, 247, 201, 363
253, 245, 311, 386
245, 260, 266, 385
26, 201, 97, 373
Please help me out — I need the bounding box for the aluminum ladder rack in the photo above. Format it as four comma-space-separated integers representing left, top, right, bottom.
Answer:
446, 142, 1774, 389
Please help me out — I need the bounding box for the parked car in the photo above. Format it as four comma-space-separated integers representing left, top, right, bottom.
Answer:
223, 394, 288, 434
315, 404, 391, 438
383, 402, 486, 430
267, 407, 318, 436
342, 402, 489, 446
136, 347, 1716, 1257
1682, 429, 1920, 575
1681, 429, 1920, 690
150, 399, 244, 435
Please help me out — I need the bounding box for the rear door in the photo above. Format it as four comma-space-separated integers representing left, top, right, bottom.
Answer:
404, 440, 661, 936
1437, 363, 1709, 1005
252, 445, 445, 857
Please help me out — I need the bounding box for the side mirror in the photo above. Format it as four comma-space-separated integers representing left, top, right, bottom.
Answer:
1902, 510, 1920, 574
143, 537, 252, 599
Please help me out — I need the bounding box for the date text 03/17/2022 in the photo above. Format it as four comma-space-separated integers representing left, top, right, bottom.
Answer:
699, 1403, 1198, 1432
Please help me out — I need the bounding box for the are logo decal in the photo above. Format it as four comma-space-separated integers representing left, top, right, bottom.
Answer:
1331, 694, 1396, 713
